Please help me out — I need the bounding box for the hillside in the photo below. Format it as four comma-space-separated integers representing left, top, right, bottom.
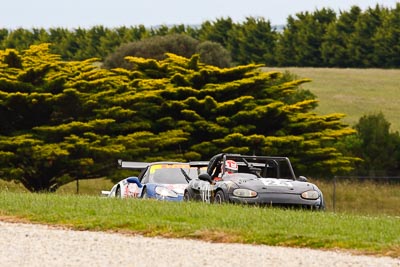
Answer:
263, 67, 400, 132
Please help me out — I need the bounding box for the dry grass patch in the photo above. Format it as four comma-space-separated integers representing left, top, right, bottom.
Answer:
263, 67, 400, 131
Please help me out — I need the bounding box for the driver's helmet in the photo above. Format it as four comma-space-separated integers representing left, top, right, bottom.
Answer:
223, 160, 238, 174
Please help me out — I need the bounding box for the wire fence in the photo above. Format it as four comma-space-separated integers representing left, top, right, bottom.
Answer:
330, 176, 400, 215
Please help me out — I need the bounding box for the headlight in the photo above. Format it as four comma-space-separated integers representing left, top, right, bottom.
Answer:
301, 190, 319, 200
155, 186, 178, 198
233, 189, 257, 198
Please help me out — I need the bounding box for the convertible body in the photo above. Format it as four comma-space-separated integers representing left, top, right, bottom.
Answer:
184, 153, 325, 210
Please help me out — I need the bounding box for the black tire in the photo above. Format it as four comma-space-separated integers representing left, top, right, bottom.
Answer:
183, 190, 190, 202
141, 188, 148, 199
116, 186, 122, 198
214, 190, 225, 204
319, 201, 326, 211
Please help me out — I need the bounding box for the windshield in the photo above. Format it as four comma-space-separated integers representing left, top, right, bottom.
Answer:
149, 165, 204, 184
262, 159, 295, 179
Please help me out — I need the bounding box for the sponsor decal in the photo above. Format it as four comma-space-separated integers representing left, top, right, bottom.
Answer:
149, 164, 189, 174
124, 183, 141, 197
259, 178, 293, 189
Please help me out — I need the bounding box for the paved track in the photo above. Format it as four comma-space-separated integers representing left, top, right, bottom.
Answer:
0, 221, 399, 267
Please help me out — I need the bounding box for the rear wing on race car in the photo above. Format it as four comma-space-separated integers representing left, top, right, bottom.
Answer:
118, 160, 209, 170
117, 159, 149, 169
188, 161, 209, 168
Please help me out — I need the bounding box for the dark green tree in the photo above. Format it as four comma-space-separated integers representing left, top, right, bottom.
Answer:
1, 28, 36, 50
321, 6, 362, 67
350, 113, 400, 176
230, 17, 278, 65
103, 34, 199, 69
195, 41, 232, 67
372, 3, 400, 68
0, 29, 9, 43
276, 9, 336, 66
198, 17, 235, 48
274, 15, 298, 66
103, 34, 231, 69
347, 5, 388, 67
46, 28, 74, 60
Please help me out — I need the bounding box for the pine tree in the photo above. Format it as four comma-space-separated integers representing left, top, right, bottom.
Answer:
0, 44, 358, 191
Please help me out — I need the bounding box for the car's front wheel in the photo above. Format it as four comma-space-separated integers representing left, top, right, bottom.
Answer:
318, 200, 326, 211
141, 188, 148, 199
214, 190, 225, 204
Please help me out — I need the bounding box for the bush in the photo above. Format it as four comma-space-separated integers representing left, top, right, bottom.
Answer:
103, 34, 232, 69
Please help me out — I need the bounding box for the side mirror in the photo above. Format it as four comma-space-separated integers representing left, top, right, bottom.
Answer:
297, 176, 308, 182
198, 173, 213, 184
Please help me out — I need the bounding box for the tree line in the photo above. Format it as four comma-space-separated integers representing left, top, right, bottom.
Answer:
1, 4, 400, 68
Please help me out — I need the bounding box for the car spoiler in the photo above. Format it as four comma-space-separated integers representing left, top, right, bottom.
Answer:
189, 161, 209, 167
118, 159, 149, 169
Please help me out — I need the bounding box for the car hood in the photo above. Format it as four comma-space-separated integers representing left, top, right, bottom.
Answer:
225, 175, 318, 194
156, 183, 187, 195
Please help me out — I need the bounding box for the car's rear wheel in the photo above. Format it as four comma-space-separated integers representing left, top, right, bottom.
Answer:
214, 190, 225, 204
183, 191, 190, 201
116, 186, 122, 198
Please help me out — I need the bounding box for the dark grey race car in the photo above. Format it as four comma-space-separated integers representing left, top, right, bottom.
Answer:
184, 153, 325, 210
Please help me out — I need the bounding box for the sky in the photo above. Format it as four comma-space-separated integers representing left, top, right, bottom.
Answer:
1, 0, 399, 29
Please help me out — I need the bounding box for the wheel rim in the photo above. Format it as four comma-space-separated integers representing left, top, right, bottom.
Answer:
215, 192, 223, 204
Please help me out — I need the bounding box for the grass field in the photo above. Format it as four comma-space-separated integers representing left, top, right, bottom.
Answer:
263, 67, 400, 132
0, 191, 399, 257
2, 177, 399, 216
313, 179, 400, 216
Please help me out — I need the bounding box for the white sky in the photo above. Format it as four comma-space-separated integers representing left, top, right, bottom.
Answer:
1, 0, 399, 29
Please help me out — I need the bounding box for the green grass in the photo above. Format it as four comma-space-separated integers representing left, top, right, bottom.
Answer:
3, 178, 400, 216
0, 191, 399, 257
1, 178, 399, 257
56, 177, 114, 195
55, 178, 400, 217
263, 67, 400, 132
0, 178, 114, 195
0, 180, 29, 192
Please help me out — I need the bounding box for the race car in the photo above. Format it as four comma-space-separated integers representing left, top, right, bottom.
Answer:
184, 153, 325, 210
101, 160, 207, 201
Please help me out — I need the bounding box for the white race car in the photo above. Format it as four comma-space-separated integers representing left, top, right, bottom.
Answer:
102, 160, 207, 201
